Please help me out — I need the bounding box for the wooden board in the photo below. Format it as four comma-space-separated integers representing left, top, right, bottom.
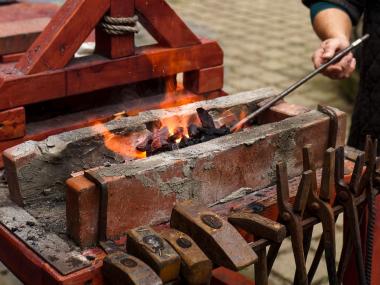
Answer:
0, 191, 90, 276
0, 17, 50, 56
0, 107, 25, 141
16, 0, 110, 74
0, 39, 223, 110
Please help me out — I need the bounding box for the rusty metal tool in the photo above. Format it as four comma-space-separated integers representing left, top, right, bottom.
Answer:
228, 213, 286, 285
317, 105, 339, 149
126, 226, 181, 283
306, 149, 338, 285
266, 168, 312, 276
305, 148, 340, 285
160, 228, 213, 285
334, 147, 367, 285
231, 34, 369, 132
228, 213, 287, 243
170, 201, 258, 271
362, 136, 379, 285
103, 251, 163, 285
266, 163, 312, 285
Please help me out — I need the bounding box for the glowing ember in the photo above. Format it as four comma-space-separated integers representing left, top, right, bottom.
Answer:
92, 123, 147, 159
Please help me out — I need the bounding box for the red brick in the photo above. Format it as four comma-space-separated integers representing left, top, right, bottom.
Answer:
66, 176, 99, 247
66, 108, 346, 245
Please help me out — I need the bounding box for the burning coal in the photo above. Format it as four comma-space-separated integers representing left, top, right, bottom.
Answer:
136, 108, 231, 156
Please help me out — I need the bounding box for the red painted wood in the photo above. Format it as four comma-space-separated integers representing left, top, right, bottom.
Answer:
211, 267, 255, 285
0, 107, 25, 141
136, 0, 201, 47
66, 40, 222, 95
0, 40, 223, 110
0, 17, 50, 56
0, 224, 105, 285
0, 2, 58, 23
0, 53, 24, 63
16, 0, 110, 74
184, 65, 224, 94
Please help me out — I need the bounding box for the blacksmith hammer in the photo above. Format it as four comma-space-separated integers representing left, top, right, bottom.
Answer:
160, 228, 213, 285
126, 226, 181, 283
103, 251, 163, 285
170, 201, 258, 271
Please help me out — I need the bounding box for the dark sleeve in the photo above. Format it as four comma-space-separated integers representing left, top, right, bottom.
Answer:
302, 0, 364, 25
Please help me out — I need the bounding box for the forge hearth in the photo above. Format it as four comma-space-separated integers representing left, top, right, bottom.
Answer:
3, 88, 346, 247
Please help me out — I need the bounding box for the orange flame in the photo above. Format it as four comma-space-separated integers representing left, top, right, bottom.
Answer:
92, 123, 146, 159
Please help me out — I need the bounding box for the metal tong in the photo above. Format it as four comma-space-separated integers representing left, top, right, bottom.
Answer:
300, 146, 337, 285
335, 146, 367, 285
267, 162, 312, 285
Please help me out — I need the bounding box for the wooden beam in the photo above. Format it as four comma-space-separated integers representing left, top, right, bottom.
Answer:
0, 40, 223, 110
136, 0, 200, 47
0, 107, 25, 141
16, 0, 111, 75
0, 18, 50, 56
184, 66, 224, 94
95, 0, 135, 58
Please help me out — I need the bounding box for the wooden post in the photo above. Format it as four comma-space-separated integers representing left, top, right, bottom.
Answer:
96, 0, 135, 58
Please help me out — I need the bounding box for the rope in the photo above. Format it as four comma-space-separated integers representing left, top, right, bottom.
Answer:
100, 15, 139, 35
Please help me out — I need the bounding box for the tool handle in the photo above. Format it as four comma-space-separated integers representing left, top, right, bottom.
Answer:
231, 34, 370, 132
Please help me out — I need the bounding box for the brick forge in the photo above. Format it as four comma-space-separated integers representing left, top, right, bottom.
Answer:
3, 88, 297, 241
65, 96, 346, 247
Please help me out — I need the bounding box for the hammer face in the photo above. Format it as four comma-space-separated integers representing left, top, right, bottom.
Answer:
126, 226, 181, 283
103, 252, 163, 285
161, 228, 212, 285
170, 201, 257, 271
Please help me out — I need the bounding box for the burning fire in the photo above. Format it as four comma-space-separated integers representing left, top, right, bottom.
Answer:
91, 75, 252, 161
92, 123, 147, 159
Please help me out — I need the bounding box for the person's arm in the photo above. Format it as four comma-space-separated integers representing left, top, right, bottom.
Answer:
312, 8, 354, 79
303, 0, 364, 79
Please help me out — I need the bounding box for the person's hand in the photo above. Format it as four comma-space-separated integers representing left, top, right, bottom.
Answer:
312, 37, 356, 80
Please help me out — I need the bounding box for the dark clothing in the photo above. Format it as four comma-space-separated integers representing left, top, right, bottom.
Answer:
310, 2, 354, 22
303, 0, 380, 152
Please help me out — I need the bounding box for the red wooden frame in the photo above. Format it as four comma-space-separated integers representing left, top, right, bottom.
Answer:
0, 0, 224, 162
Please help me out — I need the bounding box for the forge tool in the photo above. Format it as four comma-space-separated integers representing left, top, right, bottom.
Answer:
298, 146, 338, 285
266, 163, 312, 285
335, 147, 367, 285
231, 34, 370, 132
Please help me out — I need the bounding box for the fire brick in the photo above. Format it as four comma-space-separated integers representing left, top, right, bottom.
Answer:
66, 176, 99, 246
66, 107, 346, 246
4, 88, 279, 208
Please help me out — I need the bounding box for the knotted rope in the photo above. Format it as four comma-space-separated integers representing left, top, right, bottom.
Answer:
100, 15, 139, 35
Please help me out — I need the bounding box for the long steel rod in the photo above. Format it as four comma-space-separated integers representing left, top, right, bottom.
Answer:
231, 34, 370, 132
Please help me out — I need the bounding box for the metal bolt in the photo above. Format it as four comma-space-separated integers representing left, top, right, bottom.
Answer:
201, 214, 223, 229
176, 237, 192, 249
121, 258, 138, 268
